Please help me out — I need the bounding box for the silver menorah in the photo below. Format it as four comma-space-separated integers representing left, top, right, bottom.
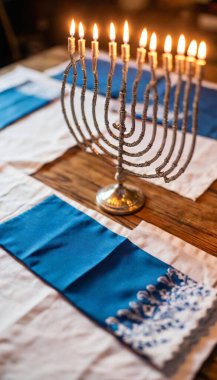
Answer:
61, 23, 205, 215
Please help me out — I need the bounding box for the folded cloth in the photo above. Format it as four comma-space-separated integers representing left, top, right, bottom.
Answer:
0, 189, 216, 368
0, 66, 60, 129
0, 164, 216, 380
46, 52, 217, 140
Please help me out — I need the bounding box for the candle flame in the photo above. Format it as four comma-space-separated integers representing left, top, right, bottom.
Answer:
70, 19, 75, 36
164, 34, 172, 53
110, 22, 116, 41
149, 32, 157, 51
79, 22, 84, 39
139, 28, 147, 48
123, 20, 129, 44
198, 41, 206, 60
93, 23, 98, 40
187, 40, 197, 57
177, 34, 185, 55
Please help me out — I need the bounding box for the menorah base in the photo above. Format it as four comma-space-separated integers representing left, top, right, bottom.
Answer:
96, 183, 145, 215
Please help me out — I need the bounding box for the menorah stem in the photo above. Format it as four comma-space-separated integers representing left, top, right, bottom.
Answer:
165, 73, 201, 182
146, 67, 171, 166
61, 61, 84, 148
96, 61, 145, 214
163, 71, 192, 177
156, 72, 182, 173
104, 59, 119, 140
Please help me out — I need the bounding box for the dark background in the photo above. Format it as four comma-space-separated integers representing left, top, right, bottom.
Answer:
0, 0, 217, 70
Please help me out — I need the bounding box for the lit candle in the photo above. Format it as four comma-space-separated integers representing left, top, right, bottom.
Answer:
121, 20, 130, 62
185, 40, 197, 76
196, 41, 206, 79
148, 32, 157, 69
78, 22, 85, 57
68, 19, 75, 55
175, 34, 186, 74
92, 23, 99, 59
137, 28, 147, 65
109, 22, 117, 59
163, 34, 173, 71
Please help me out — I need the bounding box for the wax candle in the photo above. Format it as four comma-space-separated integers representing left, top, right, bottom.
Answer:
68, 19, 75, 55
109, 22, 117, 58
148, 32, 157, 69
185, 40, 197, 76
91, 23, 99, 59
163, 34, 173, 71
78, 22, 85, 57
137, 28, 147, 65
175, 34, 186, 74
196, 41, 206, 79
121, 20, 130, 62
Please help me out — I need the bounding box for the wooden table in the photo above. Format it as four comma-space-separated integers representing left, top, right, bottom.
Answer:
2, 46, 217, 380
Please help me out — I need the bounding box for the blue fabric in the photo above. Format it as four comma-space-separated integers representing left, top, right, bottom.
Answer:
0, 81, 56, 130
53, 58, 217, 140
53, 58, 164, 104
0, 195, 170, 327
156, 81, 217, 139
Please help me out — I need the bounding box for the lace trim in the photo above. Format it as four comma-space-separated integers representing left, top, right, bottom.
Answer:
105, 268, 216, 367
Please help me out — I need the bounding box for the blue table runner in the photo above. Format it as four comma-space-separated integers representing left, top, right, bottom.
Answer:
52, 58, 217, 140
0, 80, 59, 130
0, 195, 215, 365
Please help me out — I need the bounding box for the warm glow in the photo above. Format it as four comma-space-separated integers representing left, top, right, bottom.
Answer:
93, 23, 98, 41
139, 28, 147, 48
123, 20, 129, 44
149, 32, 157, 51
164, 35, 172, 53
187, 40, 197, 57
198, 41, 206, 60
177, 34, 186, 55
110, 22, 116, 41
79, 22, 84, 39
70, 19, 75, 36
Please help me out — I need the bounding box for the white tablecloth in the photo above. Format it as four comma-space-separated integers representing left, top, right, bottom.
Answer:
0, 163, 216, 380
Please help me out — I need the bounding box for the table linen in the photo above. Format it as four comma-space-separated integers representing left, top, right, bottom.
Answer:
0, 163, 216, 378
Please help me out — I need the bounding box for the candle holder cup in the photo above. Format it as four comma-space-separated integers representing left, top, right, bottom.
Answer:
61, 51, 202, 215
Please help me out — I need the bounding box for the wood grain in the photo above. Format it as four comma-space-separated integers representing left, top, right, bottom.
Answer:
1, 46, 217, 380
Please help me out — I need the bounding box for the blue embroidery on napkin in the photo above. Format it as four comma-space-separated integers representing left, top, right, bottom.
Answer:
106, 267, 213, 355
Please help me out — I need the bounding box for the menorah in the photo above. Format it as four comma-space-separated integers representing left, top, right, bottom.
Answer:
61, 20, 206, 215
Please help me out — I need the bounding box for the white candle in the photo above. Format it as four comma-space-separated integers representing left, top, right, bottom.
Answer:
109, 22, 117, 58
91, 23, 99, 59
68, 19, 75, 55
78, 22, 85, 57
175, 34, 186, 74
121, 20, 130, 62
196, 41, 206, 79
148, 32, 157, 69
163, 34, 173, 71
137, 28, 147, 65
186, 40, 197, 76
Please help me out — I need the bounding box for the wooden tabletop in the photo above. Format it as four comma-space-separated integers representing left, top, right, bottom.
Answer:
2, 46, 217, 380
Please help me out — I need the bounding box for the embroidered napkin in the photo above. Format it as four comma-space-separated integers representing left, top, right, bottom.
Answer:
0, 66, 60, 129
0, 164, 216, 380
0, 192, 216, 368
